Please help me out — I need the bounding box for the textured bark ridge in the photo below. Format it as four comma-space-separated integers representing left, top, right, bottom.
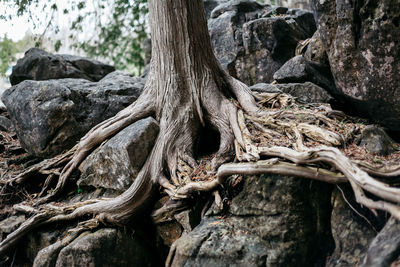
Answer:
0, 0, 262, 255
1, 0, 400, 263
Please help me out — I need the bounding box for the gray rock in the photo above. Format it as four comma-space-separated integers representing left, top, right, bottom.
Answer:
203, 0, 229, 19
273, 55, 336, 95
53, 228, 156, 267
0, 215, 25, 235
251, 82, 333, 103
210, 0, 264, 19
209, 2, 316, 85
327, 187, 376, 267
303, 30, 329, 65
10, 48, 115, 85
358, 126, 394, 156
250, 83, 283, 93
310, 0, 400, 130
262, 6, 288, 17
32, 228, 159, 267
0, 115, 14, 132
276, 82, 332, 103
26, 229, 60, 264
78, 117, 159, 192
2, 71, 145, 158
33, 235, 72, 267
361, 217, 400, 267
171, 175, 333, 266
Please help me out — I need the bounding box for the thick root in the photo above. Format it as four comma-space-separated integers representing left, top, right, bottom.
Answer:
217, 159, 347, 184
2, 68, 400, 261
234, 92, 400, 220
36, 89, 155, 204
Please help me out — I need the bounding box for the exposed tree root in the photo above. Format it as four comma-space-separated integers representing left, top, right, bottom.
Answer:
37, 88, 156, 204
1, 0, 400, 261
1, 86, 400, 258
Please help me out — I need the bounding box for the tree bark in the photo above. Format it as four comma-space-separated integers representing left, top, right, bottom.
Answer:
3, 0, 400, 260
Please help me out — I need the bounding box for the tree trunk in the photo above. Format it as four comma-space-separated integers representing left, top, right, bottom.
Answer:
2, 0, 400, 260
41, 0, 243, 224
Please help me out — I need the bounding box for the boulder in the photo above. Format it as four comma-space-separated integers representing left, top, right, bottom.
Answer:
25, 229, 60, 264
203, 0, 229, 19
273, 55, 337, 95
10, 48, 115, 85
170, 175, 333, 266
33, 228, 158, 267
250, 82, 333, 103
0, 116, 14, 132
0, 215, 25, 241
78, 117, 159, 193
310, 0, 400, 130
2, 71, 144, 158
250, 83, 283, 93
358, 126, 394, 156
361, 217, 400, 267
208, 1, 316, 85
303, 30, 329, 65
327, 186, 377, 267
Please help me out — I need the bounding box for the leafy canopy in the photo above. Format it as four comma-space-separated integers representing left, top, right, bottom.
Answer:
0, 0, 149, 76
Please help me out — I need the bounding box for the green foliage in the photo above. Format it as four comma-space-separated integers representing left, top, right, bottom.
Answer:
72, 0, 148, 75
0, 35, 17, 76
0, 33, 36, 77
0, 0, 149, 76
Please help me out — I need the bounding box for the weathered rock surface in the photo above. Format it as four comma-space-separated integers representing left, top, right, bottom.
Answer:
273, 55, 336, 95
78, 117, 159, 193
310, 0, 400, 130
327, 187, 377, 267
0, 215, 25, 241
0, 116, 14, 132
203, 0, 228, 19
209, 1, 316, 85
361, 217, 400, 267
32, 228, 158, 267
2, 71, 144, 158
170, 175, 333, 266
250, 83, 283, 93
10, 48, 115, 86
358, 126, 394, 156
303, 30, 329, 65
250, 81, 333, 103
26, 229, 60, 264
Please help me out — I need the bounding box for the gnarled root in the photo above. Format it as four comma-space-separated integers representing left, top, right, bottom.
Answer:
36, 88, 156, 204
2, 68, 400, 261
0, 71, 248, 257
233, 98, 400, 220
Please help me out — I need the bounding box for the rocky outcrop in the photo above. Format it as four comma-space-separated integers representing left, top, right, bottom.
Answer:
273, 55, 336, 95
31, 228, 159, 267
208, 0, 316, 85
361, 217, 400, 267
303, 30, 329, 65
2, 71, 144, 158
327, 187, 377, 267
203, 0, 228, 19
0, 216, 25, 242
10, 48, 115, 86
250, 81, 333, 103
0, 116, 13, 132
170, 175, 333, 266
310, 0, 400, 130
357, 126, 395, 156
78, 118, 159, 193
